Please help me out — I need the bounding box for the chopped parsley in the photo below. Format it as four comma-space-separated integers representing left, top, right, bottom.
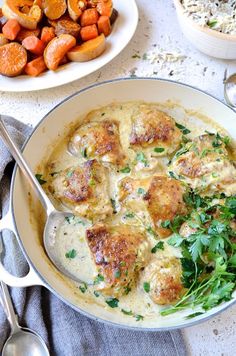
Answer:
65, 249, 77, 259
137, 187, 146, 195
175, 122, 191, 135
35, 174, 47, 185
136, 152, 148, 167
94, 274, 104, 285
114, 269, 121, 278
135, 314, 144, 321
151, 241, 165, 253
143, 282, 150, 293
120, 166, 131, 173
125, 212, 135, 219
207, 20, 217, 28
79, 283, 87, 293
94, 291, 100, 297
132, 54, 141, 59
154, 147, 165, 153
105, 298, 119, 308
121, 309, 133, 315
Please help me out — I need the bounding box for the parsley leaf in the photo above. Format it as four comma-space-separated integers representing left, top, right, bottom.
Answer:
105, 298, 119, 308
65, 249, 77, 259
120, 166, 131, 173
136, 152, 148, 167
94, 274, 104, 285
143, 282, 150, 293
35, 174, 47, 185
154, 147, 165, 153
151, 241, 164, 253
175, 122, 191, 135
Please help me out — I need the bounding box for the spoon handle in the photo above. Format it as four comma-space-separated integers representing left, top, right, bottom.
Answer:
0, 116, 55, 216
0, 281, 20, 334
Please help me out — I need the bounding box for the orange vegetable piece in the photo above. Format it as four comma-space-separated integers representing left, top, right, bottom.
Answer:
68, 0, 86, 22
0, 42, 27, 76
44, 34, 76, 70
2, 19, 21, 40
97, 15, 111, 36
97, 0, 112, 17
24, 56, 47, 76
80, 24, 98, 41
80, 8, 99, 27
16, 28, 40, 42
41, 26, 55, 44
22, 35, 45, 55
42, 0, 67, 20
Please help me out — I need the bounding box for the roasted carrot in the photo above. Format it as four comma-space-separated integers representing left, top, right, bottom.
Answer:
80, 8, 99, 27
24, 56, 47, 76
41, 26, 55, 44
16, 28, 41, 42
22, 35, 45, 55
2, 19, 21, 40
97, 15, 111, 36
80, 24, 98, 41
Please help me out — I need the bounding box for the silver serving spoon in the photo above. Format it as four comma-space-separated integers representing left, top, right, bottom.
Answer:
0, 115, 94, 285
0, 281, 50, 356
224, 71, 236, 107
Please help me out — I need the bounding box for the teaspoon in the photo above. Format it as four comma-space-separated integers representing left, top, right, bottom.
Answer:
0, 281, 50, 356
0, 115, 94, 285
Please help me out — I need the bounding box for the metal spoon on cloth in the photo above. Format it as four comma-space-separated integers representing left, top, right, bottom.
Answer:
224, 71, 236, 107
0, 281, 49, 356
0, 116, 94, 284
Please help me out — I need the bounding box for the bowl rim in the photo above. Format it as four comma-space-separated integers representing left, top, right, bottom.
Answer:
10, 77, 236, 331
173, 0, 236, 42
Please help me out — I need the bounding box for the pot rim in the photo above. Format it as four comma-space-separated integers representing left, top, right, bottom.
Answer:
10, 77, 236, 331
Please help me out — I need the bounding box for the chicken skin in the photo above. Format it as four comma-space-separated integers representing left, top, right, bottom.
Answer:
119, 176, 187, 237
129, 105, 182, 154
50, 160, 112, 221
87, 224, 150, 297
140, 256, 184, 305
69, 120, 125, 166
170, 133, 236, 195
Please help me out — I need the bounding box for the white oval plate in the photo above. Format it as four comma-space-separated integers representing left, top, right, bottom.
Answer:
0, 0, 138, 92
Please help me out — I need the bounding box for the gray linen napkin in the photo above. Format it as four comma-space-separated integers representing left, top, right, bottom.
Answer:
0, 116, 187, 356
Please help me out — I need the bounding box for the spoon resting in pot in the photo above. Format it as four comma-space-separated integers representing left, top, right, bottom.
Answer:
0, 115, 94, 285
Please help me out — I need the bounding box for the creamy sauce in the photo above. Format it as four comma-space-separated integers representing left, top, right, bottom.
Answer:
38, 101, 235, 321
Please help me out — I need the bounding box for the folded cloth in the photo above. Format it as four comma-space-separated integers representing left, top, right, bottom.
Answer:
0, 116, 187, 356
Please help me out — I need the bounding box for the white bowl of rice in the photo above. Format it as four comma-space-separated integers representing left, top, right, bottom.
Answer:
173, 0, 236, 59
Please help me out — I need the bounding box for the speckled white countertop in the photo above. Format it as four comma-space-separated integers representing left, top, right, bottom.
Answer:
0, 1, 236, 355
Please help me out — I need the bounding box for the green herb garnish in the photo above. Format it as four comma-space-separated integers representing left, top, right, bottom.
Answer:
135, 314, 144, 321
207, 20, 217, 28
65, 249, 77, 259
154, 147, 165, 153
79, 283, 87, 293
136, 152, 148, 167
120, 166, 131, 173
143, 282, 150, 293
114, 269, 121, 278
137, 187, 146, 195
175, 122, 191, 135
151, 241, 164, 253
121, 309, 133, 315
94, 274, 104, 285
105, 298, 119, 308
35, 174, 47, 185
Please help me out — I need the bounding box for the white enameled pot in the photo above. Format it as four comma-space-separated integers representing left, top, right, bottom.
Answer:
1, 78, 236, 330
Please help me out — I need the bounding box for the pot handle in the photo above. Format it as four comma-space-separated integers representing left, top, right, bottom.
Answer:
0, 211, 45, 287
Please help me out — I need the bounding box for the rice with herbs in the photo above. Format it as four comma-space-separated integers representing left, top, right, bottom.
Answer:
181, 0, 236, 35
